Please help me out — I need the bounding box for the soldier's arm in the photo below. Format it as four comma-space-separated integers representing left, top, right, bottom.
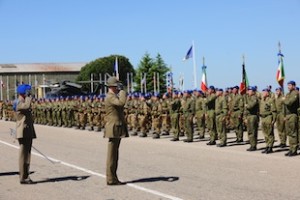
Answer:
16, 97, 32, 111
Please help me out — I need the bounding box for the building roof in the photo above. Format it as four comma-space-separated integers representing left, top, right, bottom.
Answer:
0, 62, 87, 73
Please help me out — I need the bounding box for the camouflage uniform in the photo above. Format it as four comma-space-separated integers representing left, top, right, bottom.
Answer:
151, 95, 162, 139
161, 93, 171, 135
275, 89, 286, 147
182, 91, 195, 142
283, 82, 299, 156
205, 87, 217, 145
244, 88, 259, 151
195, 91, 206, 138
170, 92, 181, 141
215, 90, 228, 146
260, 90, 277, 153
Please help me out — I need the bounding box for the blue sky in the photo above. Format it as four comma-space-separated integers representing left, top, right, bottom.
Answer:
0, 0, 299, 90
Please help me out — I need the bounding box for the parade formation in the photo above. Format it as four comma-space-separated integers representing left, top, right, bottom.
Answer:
1, 80, 299, 157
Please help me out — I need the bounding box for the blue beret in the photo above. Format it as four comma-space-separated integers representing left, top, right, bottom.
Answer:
233, 85, 239, 89
288, 80, 296, 85
17, 84, 31, 94
217, 88, 223, 92
209, 85, 215, 90
275, 87, 282, 91
248, 86, 256, 91
262, 88, 269, 92
296, 87, 299, 91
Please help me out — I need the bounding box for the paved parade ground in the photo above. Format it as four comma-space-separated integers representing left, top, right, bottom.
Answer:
1, 121, 300, 200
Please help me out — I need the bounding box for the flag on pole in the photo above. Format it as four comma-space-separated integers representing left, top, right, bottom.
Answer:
114, 57, 119, 80
183, 45, 193, 61
201, 66, 208, 92
166, 72, 173, 93
276, 52, 285, 88
240, 62, 249, 95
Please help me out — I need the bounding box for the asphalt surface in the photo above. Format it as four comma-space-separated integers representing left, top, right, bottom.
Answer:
1, 121, 300, 200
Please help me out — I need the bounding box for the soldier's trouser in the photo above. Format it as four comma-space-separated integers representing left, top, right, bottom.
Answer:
106, 138, 121, 184
196, 111, 205, 137
184, 114, 194, 141
88, 113, 93, 127
52, 111, 57, 126
152, 116, 161, 134
231, 111, 244, 141
62, 111, 67, 126
131, 114, 138, 131
47, 111, 52, 125
276, 113, 286, 145
67, 110, 73, 127
285, 114, 298, 153
79, 113, 87, 128
56, 111, 62, 126
207, 110, 217, 142
93, 114, 101, 130
138, 115, 148, 134
261, 115, 274, 148
216, 114, 226, 144
247, 115, 258, 148
161, 114, 171, 133
171, 113, 180, 139
179, 114, 185, 133
18, 138, 32, 181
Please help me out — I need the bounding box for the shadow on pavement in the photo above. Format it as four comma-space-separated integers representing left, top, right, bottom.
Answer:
126, 176, 179, 183
0, 171, 19, 176
35, 175, 90, 184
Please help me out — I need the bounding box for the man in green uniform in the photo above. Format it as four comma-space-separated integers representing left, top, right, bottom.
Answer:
229, 86, 244, 143
151, 93, 162, 139
275, 87, 286, 147
104, 76, 128, 185
215, 89, 228, 147
244, 86, 259, 151
260, 88, 277, 154
205, 86, 217, 145
195, 90, 206, 139
182, 90, 195, 142
283, 81, 299, 156
170, 91, 181, 141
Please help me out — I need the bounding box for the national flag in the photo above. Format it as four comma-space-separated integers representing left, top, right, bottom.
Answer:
166, 72, 173, 93
276, 53, 285, 88
201, 66, 208, 92
240, 63, 249, 95
183, 45, 193, 61
114, 57, 119, 80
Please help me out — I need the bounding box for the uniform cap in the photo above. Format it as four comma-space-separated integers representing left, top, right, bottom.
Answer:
287, 80, 296, 85
209, 85, 215, 90
106, 76, 119, 87
275, 87, 282, 91
17, 84, 31, 94
248, 86, 256, 91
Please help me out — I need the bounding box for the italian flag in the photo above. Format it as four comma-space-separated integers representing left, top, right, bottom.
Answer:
276, 54, 285, 88
240, 63, 249, 95
201, 66, 208, 92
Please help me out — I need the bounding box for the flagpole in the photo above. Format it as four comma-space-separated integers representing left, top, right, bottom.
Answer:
278, 41, 284, 94
192, 40, 197, 89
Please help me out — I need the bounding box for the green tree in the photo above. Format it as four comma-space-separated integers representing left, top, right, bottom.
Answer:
135, 53, 170, 94
77, 55, 135, 91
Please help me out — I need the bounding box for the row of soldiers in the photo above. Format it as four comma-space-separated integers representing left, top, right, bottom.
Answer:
1, 80, 299, 156
125, 80, 300, 157
0, 95, 107, 132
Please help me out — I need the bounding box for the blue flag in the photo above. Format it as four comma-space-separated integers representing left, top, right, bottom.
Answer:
183, 45, 193, 61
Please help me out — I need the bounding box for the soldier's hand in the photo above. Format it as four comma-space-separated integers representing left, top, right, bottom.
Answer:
117, 83, 124, 91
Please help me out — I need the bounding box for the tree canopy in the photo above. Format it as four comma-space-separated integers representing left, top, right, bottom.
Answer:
135, 53, 170, 94
77, 55, 135, 91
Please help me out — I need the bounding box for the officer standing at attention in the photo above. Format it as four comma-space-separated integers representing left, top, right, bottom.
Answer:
104, 76, 128, 185
215, 88, 228, 147
260, 88, 277, 154
182, 90, 195, 142
283, 81, 299, 157
244, 86, 259, 151
15, 84, 37, 184
205, 86, 217, 145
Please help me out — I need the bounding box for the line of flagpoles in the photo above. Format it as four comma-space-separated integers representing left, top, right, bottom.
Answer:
0, 42, 286, 100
